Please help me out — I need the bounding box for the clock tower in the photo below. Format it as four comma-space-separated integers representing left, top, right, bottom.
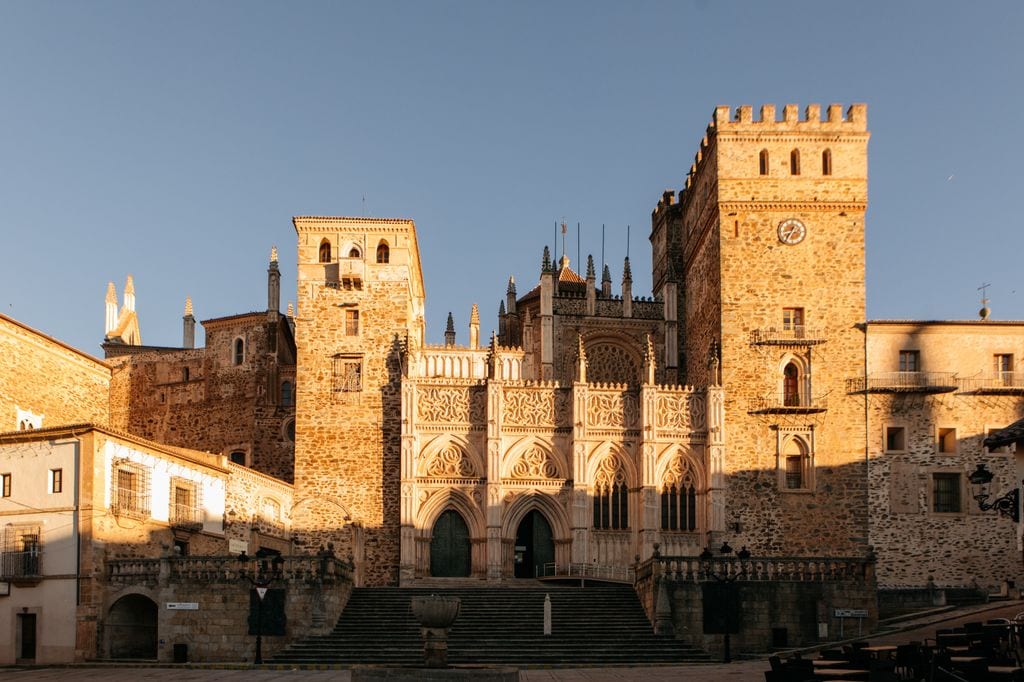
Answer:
650, 104, 870, 556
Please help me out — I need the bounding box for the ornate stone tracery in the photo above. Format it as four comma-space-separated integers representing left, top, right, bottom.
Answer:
417, 386, 471, 424
422, 443, 477, 478
585, 343, 640, 385
508, 446, 561, 481
587, 391, 639, 429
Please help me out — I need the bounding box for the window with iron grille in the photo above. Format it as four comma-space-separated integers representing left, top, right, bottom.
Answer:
112, 461, 150, 518
333, 355, 363, 392
169, 478, 201, 527
1, 525, 41, 577
932, 473, 961, 513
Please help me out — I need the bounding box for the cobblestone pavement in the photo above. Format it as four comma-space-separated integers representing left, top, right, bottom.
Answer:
1, 601, 1021, 682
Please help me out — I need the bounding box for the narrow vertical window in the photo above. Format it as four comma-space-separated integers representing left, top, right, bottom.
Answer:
182, 367, 190, 382
233, 338, 244, 365
376, 242, 390, 264
790, 149, 800, 175
783, 363, 800, 406
822, 149, 832, 175
318, 239, 332, 263
345, 309, 360, 336
50, 469, 62, 494
759, 149, 769, 175
2, 473, 10, 497
899, 350, 920, 372
281, 381, 293, 406
932, 473, 961, 513
995, 353, 1014, 379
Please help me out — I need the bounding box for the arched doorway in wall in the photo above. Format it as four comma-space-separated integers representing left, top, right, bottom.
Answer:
430, 509, 471, 577
514, 510, 555, 578
106, 593, 158, 659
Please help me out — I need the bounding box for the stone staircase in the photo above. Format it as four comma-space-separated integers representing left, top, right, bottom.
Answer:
270, 583, 710, 666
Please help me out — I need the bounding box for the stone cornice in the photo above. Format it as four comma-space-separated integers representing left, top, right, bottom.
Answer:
718, 201, 867, 212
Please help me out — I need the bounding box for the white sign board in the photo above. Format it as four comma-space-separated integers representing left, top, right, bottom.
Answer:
166, 602, 199, 610
256, 587, 269, 601
834, 608, 868, 618
229, 539, 249, 554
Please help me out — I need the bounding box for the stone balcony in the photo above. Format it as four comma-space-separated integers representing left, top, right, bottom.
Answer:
748, 394, 828, 414
959, 372, 1024, 395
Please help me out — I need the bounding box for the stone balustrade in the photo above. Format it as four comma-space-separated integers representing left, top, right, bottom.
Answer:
637, 554, 874, 584
107, 554, 354, 585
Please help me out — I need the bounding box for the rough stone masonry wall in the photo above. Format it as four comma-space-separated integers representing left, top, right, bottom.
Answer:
0, 314, 110, 430
107, 317, 295, 483
868, 392, 1024, 589
293, 272, 408, 585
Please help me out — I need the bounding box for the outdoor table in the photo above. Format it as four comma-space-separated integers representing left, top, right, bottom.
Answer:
813, 659, 853, 668
812, 669, 870, 680
861, 645, 897, 658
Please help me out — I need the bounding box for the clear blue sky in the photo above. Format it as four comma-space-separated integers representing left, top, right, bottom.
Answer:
1, 1, 1022, 355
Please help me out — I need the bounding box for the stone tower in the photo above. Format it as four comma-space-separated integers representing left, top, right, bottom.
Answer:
291, 216, 425, 586
651, 104, 870, 555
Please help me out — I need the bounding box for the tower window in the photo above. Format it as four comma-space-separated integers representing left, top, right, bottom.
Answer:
182, 367, 190, 382
333, 355, 363, 392
790, 149, 800, 175
759, 149, 769, 175
932, 473, 961, 513
281, 381, 293, 406
318, 239, 332, 263
233, 338, 244, 365
345, 309, 360, 336
2, 473, 10, 497
783, 362, 800, 406
885, 426, 906, 452
49, 469, 62, 494
782, 307, 804, 331
229, 451, 247, 466
995, 353, 1014, 376
822, 149, 832, 175
780, 436, 812, 490
937, 427, 957, 454
376, 242, 390, 264
348, 247, 361, 259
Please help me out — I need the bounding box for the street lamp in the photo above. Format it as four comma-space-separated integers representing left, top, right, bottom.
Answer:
237, 552, 284, 664
968, 463, 1020, 523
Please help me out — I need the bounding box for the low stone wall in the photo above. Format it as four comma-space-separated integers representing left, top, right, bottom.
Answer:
637, 554, 878, 656
102, 554, 353, 663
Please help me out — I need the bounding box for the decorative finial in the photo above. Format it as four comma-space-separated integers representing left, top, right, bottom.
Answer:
507, 276, 516, 295
586, 255, 595, 279
542, 246, 552, 272
445, 312, 455, 334
577, 332, 587, 383
124, 274, 135, 294
270, 245, 278, 263
184, 296, 193, 316
470, 303, 479, 326
708, 342, 721, 384
602, 264, 612, 283
499, 300, 506, 316
978, 282, 991, 320
622, 256, 632, 282
287, 302, 295, 317
105, 281, 117, 304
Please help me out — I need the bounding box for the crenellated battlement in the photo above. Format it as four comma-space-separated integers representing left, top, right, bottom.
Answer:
712, 103, 867, 132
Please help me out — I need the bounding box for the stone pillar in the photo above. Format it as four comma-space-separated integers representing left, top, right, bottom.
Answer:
706, 384, 726, 533
485, 379, 504, 581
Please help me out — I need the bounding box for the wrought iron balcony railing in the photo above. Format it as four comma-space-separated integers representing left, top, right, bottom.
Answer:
750, 326, 825, 345
748, 395, 828, 414
1, 550, 41, 578
958, 372, 1024, 394
169, 504, 203, 530
846, 372, 958, 394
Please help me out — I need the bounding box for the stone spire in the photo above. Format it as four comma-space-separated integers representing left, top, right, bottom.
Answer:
586, 255, 595, 280
644, 334, 656, 385
469, 303, 480, 349
601, 264, 612, 297
506, 276, 517, 315
444, 312, 456, 347
585, 255, 596, 315
123, 275, 135, 313
183, 296, 196, 349
104, 282, 118, 335
268, 245, 281, 315
541, 246, 552, 272
622, 257, 633, 318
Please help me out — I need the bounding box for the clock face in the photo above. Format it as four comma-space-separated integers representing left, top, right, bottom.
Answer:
777, 218, 806, 245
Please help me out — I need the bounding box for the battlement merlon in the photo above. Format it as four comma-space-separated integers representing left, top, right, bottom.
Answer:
712, 103, 867, 131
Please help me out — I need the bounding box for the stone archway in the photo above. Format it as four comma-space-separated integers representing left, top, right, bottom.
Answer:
107, 593, 158, 659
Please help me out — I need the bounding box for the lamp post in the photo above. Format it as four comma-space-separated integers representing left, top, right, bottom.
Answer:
968, 463, 1020, 523
700, 540, 746, 663
237, 552, 284, 664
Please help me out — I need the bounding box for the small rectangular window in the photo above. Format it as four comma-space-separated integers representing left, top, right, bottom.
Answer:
345, 309, 360, 336
899, 350, 920, 372
937, 428, 957, 454
785, 455, 804, 489
1, 474, 10, 497
49, 469, 63, 494
885, 426, 905, 452
932, 473, 961, 513
995, 354, 1014, 376
782, 308, 804, 331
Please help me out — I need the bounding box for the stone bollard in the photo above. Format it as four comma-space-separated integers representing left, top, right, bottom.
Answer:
543, 594, 551, 635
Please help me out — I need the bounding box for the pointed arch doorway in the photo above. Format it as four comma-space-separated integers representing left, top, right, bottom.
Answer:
430, 509, 471, 577
514, 510, 554, 578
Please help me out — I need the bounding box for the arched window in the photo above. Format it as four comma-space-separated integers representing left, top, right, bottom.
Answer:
348, 246, 361, 259
318, 239, 332, 263
285, 419, 295, 442
376, 242, 390, 263
281, 381, 293, 406
593, 456, 628, 530
783, 362, 800, 406
782, 437, 810, 490
233, 338, 244, 365
790, 149, 801, 175
759, 149, 769, 175
661, 460, 698, 531
822, 149, 832, 175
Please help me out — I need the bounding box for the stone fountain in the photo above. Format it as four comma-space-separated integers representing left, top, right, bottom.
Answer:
410, 594, 461, 668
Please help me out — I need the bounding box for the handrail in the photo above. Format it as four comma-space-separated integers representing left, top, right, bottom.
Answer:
846, 371, 958, 393
539, 562, 635, 584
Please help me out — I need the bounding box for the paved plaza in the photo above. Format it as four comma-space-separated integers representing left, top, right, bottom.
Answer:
1, 601, 1021, 682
